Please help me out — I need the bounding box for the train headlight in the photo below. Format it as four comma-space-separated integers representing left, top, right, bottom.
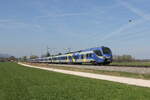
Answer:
106, 56, 110, 59
99, 56, 105, 59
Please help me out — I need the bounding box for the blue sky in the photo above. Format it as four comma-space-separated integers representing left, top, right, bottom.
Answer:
0, 0, 150, 59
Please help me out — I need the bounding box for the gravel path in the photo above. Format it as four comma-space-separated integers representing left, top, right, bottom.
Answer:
19, 63, 150, 88
49, 64, 150, 74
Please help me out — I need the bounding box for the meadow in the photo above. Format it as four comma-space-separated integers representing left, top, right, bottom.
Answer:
0, 62, 150, 100
110, 61, 150, 67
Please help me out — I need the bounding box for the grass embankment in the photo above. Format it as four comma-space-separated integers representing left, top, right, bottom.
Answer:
0, 62, 150, 100
110, 62, 150, 67
27, 63, 150, 80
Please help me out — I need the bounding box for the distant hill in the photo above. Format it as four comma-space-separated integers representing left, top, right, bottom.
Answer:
0, 53, 11, 58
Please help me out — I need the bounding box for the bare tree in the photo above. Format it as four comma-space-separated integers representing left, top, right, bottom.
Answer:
30, 55, 38, 59
113, 55, 135, 62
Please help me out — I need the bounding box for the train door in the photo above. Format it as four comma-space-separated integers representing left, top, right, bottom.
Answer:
81, 54, 86, 63
68, 56, 73, 63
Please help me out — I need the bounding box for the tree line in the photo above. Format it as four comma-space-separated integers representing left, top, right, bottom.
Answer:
113, 55, 135, 62
0, 56, 17, 62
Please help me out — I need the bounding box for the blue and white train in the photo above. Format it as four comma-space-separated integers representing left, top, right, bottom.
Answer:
30, 46, 113, 65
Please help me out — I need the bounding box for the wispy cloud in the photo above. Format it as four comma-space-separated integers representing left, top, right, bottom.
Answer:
117, 0, 150, 20
100, 0, 150, 42
101, 19, 146, 41
0, 19, 14, 23
104, 26, 150, 43
35, 12, 89, 20
54, 12, 88, 17
0, 19, 44, 33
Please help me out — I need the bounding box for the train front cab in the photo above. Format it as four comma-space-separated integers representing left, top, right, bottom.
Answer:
102, 47, 112, 64
93, 47, 112, 65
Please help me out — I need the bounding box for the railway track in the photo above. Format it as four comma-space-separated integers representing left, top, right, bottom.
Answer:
48, 64, 150, 74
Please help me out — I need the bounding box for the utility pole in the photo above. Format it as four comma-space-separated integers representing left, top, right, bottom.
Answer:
46, 46, 49, 53
46, 46, 50, 57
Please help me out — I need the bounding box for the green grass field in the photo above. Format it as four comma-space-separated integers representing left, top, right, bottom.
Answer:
110, 62, 150, 67
0, 62, 150, 100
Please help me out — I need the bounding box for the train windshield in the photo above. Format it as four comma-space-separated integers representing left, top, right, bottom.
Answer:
94, 50, 102, 56
102, 47, 112, 54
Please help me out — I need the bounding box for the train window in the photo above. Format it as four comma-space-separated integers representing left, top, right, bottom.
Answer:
65, 56, 67, 60
102, 47, 112, 54
94, 50, 102, 56
73, 56, 78, 59
60, 57, 63, 60
86, 54, 88, 58
76, 56, 79, 59
81, 55, 84, 59
89, 53, 92, 57
63, 56, 66, 60
86, 53, 92, 58
60, 57, 64, 60
69, 56, 72, 59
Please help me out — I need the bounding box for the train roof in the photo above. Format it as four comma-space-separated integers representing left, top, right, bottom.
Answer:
64, 46, 105, 54
37, 46, 109, 58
